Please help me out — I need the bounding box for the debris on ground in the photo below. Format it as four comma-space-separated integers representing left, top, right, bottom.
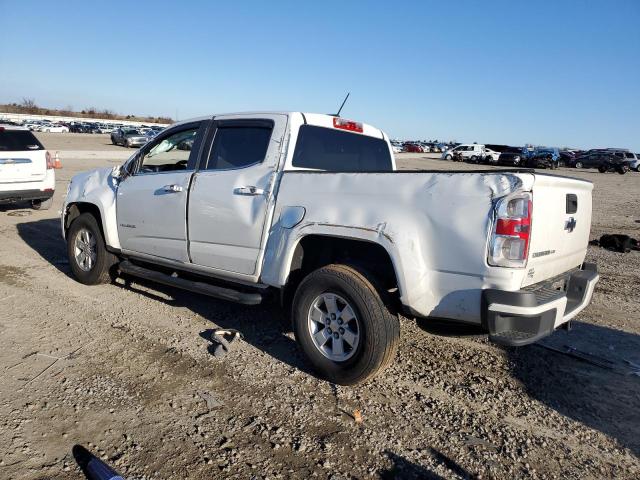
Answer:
590, 234, 639, 253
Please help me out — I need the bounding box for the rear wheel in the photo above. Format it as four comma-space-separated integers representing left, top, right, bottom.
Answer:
445, 154, 452, 160
292, 264, 399, 385
598, 164, 608, 173
470, 155, 478, 163
67, 213, 117, 285
31, 197, 53, 210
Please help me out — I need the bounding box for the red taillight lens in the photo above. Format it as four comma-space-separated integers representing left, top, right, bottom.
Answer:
46, 151, 54, 169
488, 194, 532, 267
333, 117, 363, 133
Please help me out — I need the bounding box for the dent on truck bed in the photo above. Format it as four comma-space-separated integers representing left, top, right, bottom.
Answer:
262, 171, 534, 322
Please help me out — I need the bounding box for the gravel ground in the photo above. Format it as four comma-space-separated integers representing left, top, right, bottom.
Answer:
0, 133, 638, 479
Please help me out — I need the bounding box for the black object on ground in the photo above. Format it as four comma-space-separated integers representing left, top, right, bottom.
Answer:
72, 444, 124, 480
589, 234, 639, 253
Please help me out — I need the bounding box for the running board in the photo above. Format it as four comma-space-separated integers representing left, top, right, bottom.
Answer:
118, 260, 264, 305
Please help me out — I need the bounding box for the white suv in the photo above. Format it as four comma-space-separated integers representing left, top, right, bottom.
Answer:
0, 125, 56, 209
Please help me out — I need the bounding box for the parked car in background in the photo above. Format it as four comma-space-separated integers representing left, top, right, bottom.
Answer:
573, 151, 630, 174
632, 154, 640, 172
111, 128, 148, 148
390, 141, 403, 154
0, 125, 56, 209
498, 147, 525, 166
41, 124, 69, 133
441, 144, 463, 160
482, 147, 502, 164
526, 147, 560, 169
452, 144, 484, 162
403, 143, 424, 153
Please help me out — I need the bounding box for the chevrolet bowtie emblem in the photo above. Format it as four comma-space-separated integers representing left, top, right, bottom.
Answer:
565, 217, 577, 232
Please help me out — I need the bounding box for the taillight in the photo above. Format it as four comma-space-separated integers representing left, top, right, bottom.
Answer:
333, 117, 363, 133
488, 192, 532, 267
46, 151, 54, 169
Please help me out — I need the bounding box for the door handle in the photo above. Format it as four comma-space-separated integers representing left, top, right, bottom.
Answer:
163, 184, 183, 193
233, 186, 265, 196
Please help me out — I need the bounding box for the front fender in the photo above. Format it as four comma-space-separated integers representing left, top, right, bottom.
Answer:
62, 167, 120, 249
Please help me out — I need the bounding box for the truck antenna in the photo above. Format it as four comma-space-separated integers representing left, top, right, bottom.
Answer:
334, 92, 350, 117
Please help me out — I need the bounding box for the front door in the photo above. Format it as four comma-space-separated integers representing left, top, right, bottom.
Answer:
116, 121, 208, 262
187, 114, 287, 276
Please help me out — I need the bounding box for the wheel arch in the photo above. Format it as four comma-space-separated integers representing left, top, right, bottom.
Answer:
63, 201, 119, 250
277, 233, 402, 312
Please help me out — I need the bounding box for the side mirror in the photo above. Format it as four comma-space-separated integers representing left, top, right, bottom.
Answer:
111, 164, 123, 179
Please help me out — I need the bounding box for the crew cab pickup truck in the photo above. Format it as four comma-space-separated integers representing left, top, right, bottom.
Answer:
61, 112, 599, 385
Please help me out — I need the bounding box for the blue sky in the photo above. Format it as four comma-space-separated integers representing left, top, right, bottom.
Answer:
1, 0, 638, 149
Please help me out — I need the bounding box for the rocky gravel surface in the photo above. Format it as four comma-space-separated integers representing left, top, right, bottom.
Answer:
0, 136, 638, 479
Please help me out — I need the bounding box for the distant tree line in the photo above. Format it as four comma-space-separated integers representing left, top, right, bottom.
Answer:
1, 98, 173, 124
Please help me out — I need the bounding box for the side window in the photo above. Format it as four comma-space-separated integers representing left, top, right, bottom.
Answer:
624, 152, 634, 158
137, 126, 200, 174
204, 125, 273, 170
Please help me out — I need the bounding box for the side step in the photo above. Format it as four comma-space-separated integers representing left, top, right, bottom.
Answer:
118, 260, 264, 305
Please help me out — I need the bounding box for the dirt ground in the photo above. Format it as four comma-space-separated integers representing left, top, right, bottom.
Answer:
1, 132, 639, 479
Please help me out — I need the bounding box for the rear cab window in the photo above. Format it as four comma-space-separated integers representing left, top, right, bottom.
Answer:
292, 125, 392, 172
0, 129, 44, 152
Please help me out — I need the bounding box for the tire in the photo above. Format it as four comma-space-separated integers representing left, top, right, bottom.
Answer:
124, 140, 130, 148
485, 156, 493, 163
31, 197, 53, 210
445, 154, 452, 160
598, 164, 607, 173
575, 161, 583, 169
470, 155, 477, 163
67, 213, 117, 285
292, 264, 400, 385
111, 137, 116, 145
616, 165, 628, 175
513, 157, 521, 166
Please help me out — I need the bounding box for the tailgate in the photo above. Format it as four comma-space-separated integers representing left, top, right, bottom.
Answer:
0, 151, 47, 183
523, 174, 593, 286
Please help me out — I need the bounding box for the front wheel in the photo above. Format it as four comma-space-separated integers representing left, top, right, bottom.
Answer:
445, 154, 452, 160
574, 161, 583, 169
67, 213, 117, 285
292, 264, 399, 385
598, 164, 608, 173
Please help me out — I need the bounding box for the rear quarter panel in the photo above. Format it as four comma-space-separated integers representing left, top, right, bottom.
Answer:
262, 171, 534, 322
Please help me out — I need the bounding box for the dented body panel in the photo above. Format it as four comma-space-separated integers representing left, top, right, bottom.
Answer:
61, 166, 121, 249
262, 171, 535, 322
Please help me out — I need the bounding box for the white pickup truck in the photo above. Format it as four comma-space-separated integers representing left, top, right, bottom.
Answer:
61, 112, 599, 385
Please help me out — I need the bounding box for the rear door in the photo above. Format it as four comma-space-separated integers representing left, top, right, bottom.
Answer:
116, 121, 208, 262
0, 129, 47, 184
187, 114, 287, 276
523, 174, 594, 286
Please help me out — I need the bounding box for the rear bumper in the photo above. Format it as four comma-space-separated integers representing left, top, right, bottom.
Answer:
0, 188, 54, 204
482, 263, 599, 347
